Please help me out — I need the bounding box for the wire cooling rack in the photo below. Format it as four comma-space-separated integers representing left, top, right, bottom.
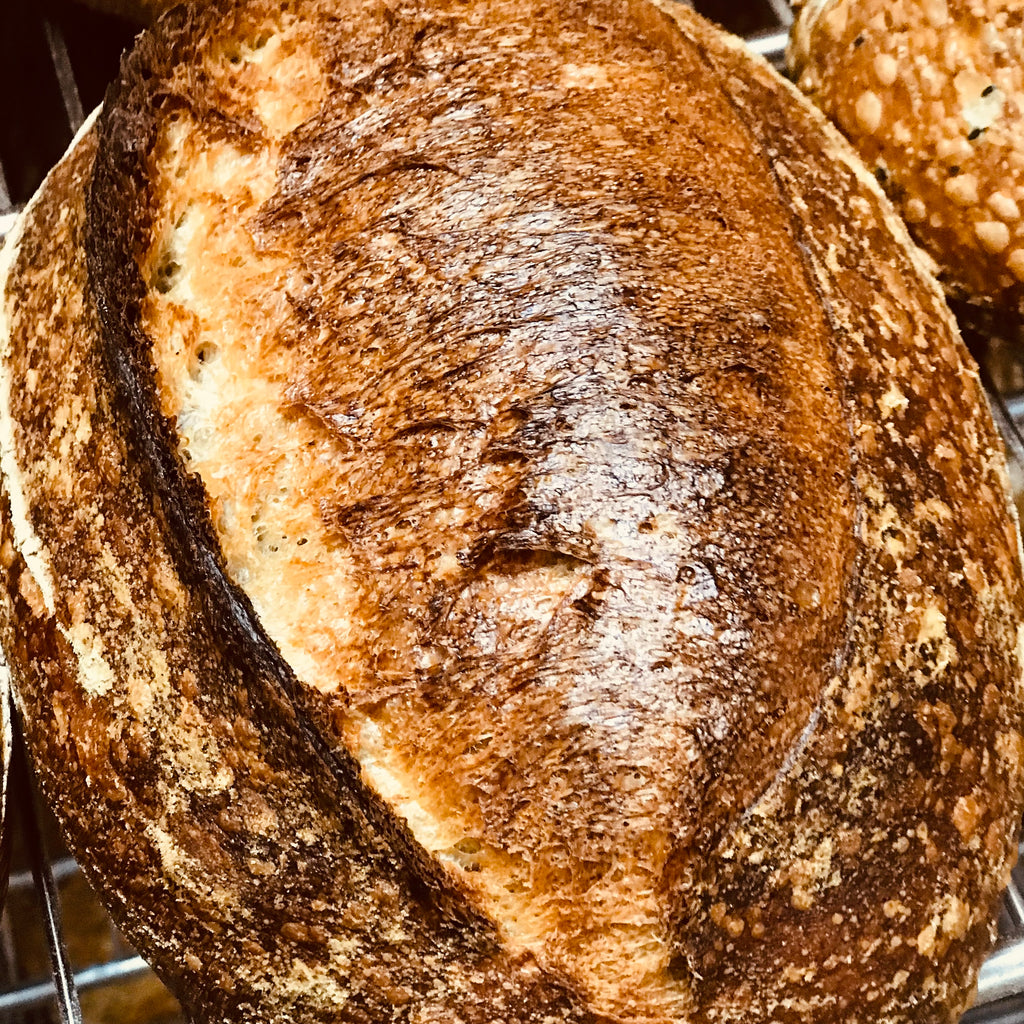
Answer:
0, 2, 1023, 1022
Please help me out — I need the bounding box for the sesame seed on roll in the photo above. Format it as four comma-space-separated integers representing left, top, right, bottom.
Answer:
790, 0, 1024, 322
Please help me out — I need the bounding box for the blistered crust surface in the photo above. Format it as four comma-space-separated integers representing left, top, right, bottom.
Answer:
790, 0, 1024, 317
0, 1, 1021, 1023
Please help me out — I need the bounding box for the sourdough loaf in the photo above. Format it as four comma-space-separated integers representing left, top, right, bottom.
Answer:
789, 0, 1024, 321
1, 1, 1023, 1022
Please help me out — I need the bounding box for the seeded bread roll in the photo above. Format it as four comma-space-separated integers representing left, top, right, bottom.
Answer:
2, 1, 1024, 1022
789, 0, 1024, 320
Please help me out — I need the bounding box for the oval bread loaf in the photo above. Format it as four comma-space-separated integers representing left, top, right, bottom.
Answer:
789, 0, 1024, 321
1, 1, 1024, 1022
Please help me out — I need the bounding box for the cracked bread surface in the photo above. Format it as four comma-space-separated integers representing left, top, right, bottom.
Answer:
1, 1, 1023, 1022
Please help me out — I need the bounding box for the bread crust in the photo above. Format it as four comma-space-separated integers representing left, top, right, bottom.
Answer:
1, 2, 1022, 1022
1, 119, 617, 1024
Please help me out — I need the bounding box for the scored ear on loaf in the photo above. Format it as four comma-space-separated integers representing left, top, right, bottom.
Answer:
0, 1, 1022, 1022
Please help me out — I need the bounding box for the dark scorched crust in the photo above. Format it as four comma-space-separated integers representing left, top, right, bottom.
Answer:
0, 1, 1021, 1022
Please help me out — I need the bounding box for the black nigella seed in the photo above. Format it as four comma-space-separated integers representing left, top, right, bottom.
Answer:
949, 165, 961, 176
854, 35, 865, 47
982, 84, 995, 96
874, 167, 888, 182
968, 127, 984, 140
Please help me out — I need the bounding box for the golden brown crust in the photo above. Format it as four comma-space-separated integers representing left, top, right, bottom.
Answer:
109, 3, 862, 1015
1, 2, 1022, 1022
790, 0, 1024, 319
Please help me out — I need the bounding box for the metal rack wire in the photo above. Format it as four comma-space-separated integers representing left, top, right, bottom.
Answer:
0, 1, 1022, 1021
